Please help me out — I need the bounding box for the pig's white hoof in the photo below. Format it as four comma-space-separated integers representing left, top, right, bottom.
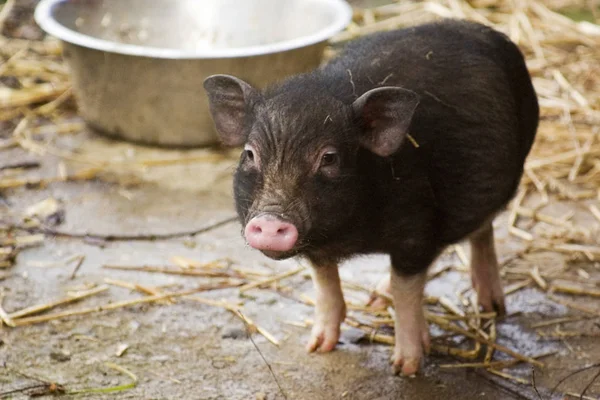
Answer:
391, 354, 421, 376
390, 321, 431, 376
390, 347, 423, 376
306, 322, 341, 353
306, 300, 346, 353
367, 275, 392, 309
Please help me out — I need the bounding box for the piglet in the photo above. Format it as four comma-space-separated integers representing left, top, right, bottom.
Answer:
203, 19, 539, 376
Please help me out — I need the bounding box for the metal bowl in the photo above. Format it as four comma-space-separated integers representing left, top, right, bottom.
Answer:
34, 0, 352, 147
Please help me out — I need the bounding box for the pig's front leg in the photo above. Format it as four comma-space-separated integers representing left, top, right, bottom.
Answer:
389, 269, 430, 376
306, 264, 346, 353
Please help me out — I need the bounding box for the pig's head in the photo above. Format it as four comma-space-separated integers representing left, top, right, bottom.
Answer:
203, 74, 419, 260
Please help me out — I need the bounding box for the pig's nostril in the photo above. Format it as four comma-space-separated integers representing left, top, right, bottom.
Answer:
247, 222, 262, 234
276, 227, 287, 235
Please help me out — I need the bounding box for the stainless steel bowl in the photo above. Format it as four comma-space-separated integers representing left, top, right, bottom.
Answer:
34, 0, 352, 147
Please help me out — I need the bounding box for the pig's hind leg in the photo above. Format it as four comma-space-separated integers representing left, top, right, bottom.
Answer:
389, 267, 430, 376
306, 264, 347, 353
367, 274, 392, 310
469, 222, 506, 316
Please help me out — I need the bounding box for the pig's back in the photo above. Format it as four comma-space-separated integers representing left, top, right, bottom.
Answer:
324, 19, 539, 244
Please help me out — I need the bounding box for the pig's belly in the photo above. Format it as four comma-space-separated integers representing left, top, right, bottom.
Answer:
435, 180, 521, 245
428, 132, 523, 244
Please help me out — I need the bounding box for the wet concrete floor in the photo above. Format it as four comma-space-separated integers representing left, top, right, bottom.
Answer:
1, 123, 599, 400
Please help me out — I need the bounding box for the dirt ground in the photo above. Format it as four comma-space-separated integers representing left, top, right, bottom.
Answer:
1, 1, 600, 400
1, 125, 599, 400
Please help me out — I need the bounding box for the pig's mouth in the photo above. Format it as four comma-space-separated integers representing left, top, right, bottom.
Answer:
259, 248, 302, 260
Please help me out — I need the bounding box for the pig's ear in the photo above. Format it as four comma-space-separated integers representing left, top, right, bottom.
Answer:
203, 74, 259, 147
352, 87, 419, 157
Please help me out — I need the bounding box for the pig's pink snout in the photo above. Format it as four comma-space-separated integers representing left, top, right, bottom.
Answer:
245, 215, 298, 252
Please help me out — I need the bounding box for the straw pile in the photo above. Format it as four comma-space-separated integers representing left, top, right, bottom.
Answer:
1, 0, 599, 398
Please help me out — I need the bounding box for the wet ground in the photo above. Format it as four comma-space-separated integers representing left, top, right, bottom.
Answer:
1, 122, 600, 400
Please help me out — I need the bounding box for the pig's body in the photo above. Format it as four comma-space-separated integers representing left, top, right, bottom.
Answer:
204, 19, 539, 376
270, 21, 536, 262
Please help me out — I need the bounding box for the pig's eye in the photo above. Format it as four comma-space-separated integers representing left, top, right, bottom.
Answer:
243, 144, 258, 167
320, 152, 339, 168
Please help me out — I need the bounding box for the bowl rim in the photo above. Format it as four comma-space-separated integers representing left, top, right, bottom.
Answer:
34, 0, 352, 59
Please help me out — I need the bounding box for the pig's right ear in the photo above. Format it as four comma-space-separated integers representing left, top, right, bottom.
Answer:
352, 87, 419, 157
203, 74, 259, 147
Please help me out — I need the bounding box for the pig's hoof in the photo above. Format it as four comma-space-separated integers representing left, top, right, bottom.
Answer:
479, 294, 506, 316
390, 346, 425, 376
306, 324, 341, 353
367, 276, 392, 309
391, 354, 421, 377
481, 291, 507, 316
473, 278, 507, 316
390, 322, 430, 376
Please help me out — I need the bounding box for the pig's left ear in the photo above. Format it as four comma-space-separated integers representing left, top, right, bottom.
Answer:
352, 87, 419, 157
203, 74, 259, 147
